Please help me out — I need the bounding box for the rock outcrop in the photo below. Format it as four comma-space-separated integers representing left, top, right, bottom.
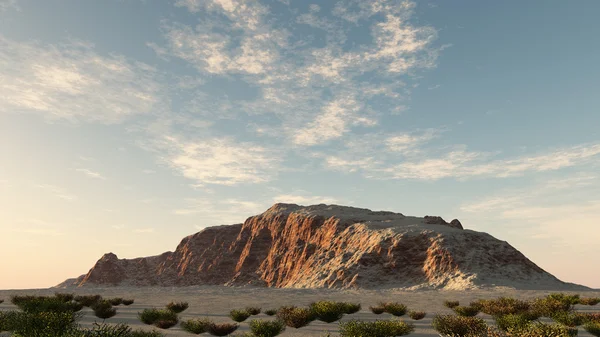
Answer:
57, 203, 589, 290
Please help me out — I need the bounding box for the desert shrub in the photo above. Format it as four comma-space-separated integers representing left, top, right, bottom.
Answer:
453, 305, 480, 317
108, 297, 124, 306
0, 310, 82, 337
339, 302, 361, 314
531, 297, 573, 317
444, 300, 460, 309
75, 294, 103, 307
246, 306, 262, 315
408, 310, 426, 320
230, 309, 251, 322
182, 318, 212, 334
138, 308, 178, 326
54, 292, 75, 302
370, 305, 386, 314
582, 313, 600, 323
264, 309, 277, 316
585, 321, 600, 337
207, 322, 239, 336
579, 297, 600, 306
92, 300, 117, 320
310, 301, 345, 323
432, 314, 487, 337
74, 322, 131, 337
475, 297, 530, 316
166, 301, 188, 313
249, 319, 286, 337
382, 302, 408, 317
154, 318, 178, 329
339, 319, 415, 337
494, 313, 536, 332
122, 299, 135, 306
276, 306, 315, 328
0, 299, 3, 304
509, 321, 577, 337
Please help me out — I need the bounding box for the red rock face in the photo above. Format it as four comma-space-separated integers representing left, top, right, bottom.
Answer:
62, 204, 587, 290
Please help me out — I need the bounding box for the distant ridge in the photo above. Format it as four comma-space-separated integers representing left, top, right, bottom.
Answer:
56, 203, 590, 290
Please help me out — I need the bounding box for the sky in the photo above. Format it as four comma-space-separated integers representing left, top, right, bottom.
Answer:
0, 0, 599, 290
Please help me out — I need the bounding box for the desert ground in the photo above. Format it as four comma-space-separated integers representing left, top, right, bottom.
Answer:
1, 286, 599, 336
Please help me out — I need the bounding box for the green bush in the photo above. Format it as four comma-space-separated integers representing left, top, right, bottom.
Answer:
122, 299, 135, 306
475, 297, 530, 316
154, 318, 178, 329
494, 313, 535, 332
138, 308, 178, 327
548, 293, 580, 305
339, 302, 361, 314
249, 319, 286, 337
584, 321, 600, 337
230, 309, 252, 322
92, 300, 117, 320
276, 306, 315, 328
181, 318, 212, 334
129, 329, 165, 337
444, 300, 460, 309
0, 310, 82, 337
54, 292, 75, 302
551, 310, 588, 327
309, 301, 345, 323
370, 305, 386, 314
453, 305, 479, 317
74, 294, 103, 307
382, 302, 408, 317
583, 313, 600, 323
432, 314, 487, 337
0, 299, 4, 304
207, 322, 239, 336
408, 310, 426, 320
339, 319, 415, 337
264, 309, 277, 316
11, 295, 83, 314
166, 301, 188, 313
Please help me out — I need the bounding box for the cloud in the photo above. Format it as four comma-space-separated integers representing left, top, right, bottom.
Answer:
33, 183, 78, 201
154, 0, 441, 147
0, 35, 163, 124
321, 138, 600, 181
75, 168, 107, 180
14, 219, 64, 236
0, 0, 18, 12
176, 198, 268, 225
146, 134, 281, 186
132, 228, 155, 233
458, 173, 600, 248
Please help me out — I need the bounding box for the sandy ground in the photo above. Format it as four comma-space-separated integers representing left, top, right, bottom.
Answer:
1, 286, 599, 336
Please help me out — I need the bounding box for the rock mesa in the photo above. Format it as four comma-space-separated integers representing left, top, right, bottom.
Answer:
57, 203, 588, 290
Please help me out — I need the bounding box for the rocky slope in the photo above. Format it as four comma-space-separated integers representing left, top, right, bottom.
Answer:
57, 203, 588, 290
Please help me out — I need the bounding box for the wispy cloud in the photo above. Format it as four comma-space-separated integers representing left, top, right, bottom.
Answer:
0, 0, 18, 12
176, 198, 268, 226
145, 134, 281, 186
75, 168, 107, 180
0, 35, 163, 124
14, 218, 64, 236
32, 183, 78, 201
132, 228, 155, 233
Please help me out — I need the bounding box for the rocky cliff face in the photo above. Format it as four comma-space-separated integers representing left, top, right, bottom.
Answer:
57, 203, 588, 290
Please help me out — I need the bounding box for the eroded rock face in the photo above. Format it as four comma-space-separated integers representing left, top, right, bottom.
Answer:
59, 203, 588, 290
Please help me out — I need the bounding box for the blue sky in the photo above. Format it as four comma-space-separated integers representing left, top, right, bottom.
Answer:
1, 0, 599, 290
